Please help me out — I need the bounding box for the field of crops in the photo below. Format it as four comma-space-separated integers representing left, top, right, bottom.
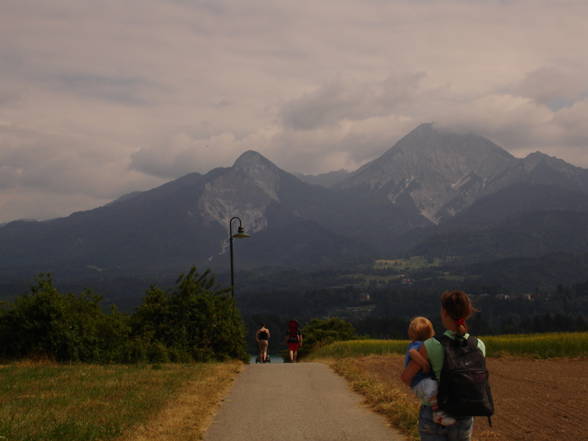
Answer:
309, 331, 588, 359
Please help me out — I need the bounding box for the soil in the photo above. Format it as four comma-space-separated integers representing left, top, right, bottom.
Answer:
347, 355, 588, 441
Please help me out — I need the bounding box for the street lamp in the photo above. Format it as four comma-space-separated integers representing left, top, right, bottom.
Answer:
229, 216, 250, 297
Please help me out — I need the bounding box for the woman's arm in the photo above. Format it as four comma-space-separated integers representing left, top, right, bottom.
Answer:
400, 345, 429, 386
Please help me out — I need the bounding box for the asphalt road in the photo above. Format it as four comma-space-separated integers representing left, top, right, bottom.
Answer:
204, 362, 406, 441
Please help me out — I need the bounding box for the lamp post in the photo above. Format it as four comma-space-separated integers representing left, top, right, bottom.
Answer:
229, 216, 250, 297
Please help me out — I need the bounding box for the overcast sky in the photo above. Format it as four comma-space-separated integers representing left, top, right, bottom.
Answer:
1, 0, 587, 222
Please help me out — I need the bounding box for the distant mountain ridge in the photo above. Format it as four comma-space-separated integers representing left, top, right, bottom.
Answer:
295, 170, 351, 188
1, 123, 587, 276
337, 123, 588, 224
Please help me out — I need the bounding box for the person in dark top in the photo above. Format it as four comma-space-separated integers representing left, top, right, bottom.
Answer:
256, 324, 270, 363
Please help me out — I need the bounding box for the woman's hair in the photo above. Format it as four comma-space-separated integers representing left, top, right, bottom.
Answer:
408, 316, 435, 341
259, 324, 266, 328
441, 290, 477, 336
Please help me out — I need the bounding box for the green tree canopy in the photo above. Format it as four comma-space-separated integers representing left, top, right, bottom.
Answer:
300, 317, 356, 357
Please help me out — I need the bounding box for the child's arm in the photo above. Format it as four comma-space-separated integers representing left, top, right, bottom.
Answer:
409, 348, 431, 374
401, 345, 430, 386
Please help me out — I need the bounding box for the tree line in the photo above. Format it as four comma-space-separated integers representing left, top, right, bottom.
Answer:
0, 267, 247, 363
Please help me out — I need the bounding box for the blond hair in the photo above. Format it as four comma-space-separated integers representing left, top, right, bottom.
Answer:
408, 316, 435, 341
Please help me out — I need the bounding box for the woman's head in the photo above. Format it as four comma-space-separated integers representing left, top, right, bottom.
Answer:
440, 290, 476, 336
408, 316, 435, 341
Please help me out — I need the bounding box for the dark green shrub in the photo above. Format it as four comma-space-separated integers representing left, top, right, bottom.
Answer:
147, 342, 169, 363
132, 267, 248, 362
300, 317, 357, 358
0, 267, 247, 363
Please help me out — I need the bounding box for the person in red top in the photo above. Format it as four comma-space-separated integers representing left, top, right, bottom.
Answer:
286, 320, 303, 362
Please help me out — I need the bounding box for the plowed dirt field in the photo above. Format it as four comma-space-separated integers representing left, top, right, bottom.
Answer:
343, 355, 588, 441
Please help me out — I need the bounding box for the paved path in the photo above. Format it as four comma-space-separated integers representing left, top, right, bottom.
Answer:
204, 362, 406, 441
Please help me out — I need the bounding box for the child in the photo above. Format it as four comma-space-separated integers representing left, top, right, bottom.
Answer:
405, 316, 456, 426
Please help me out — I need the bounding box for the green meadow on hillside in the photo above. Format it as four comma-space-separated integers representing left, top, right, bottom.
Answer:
308, 332, 588, 359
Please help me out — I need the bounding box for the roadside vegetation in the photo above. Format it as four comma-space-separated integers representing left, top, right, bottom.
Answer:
308, 332, 588, 359
0, 361, 240, 441
308, 327, 588, 441
0, 267, 249, 440
0, 267, 247, 363
329, 357, 420, 441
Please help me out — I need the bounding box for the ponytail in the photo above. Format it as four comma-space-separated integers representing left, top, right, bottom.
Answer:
441, 290, 477, 337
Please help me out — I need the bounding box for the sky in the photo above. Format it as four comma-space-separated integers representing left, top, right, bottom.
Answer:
1, 0, 588, 223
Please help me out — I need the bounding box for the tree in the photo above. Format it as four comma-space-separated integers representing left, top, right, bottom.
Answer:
0, 274, 130, 362
299, 317, 356, 357
132, 267, 247, 361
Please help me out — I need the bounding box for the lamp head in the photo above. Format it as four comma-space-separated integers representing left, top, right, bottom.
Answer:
232, 225, 251, 239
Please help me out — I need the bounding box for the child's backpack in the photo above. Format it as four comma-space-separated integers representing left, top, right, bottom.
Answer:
435, 334, 494, 425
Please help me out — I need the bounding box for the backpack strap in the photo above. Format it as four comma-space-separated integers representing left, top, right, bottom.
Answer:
434, 334, 452, 346
436, 333, 476, 346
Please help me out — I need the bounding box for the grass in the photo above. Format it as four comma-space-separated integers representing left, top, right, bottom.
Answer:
309, 332, 588, 359
309, 339, 408, 359
328, 357, 419, 441
316, 333, 588, 441
0, 361, 241, 441
483, 332, 588, 358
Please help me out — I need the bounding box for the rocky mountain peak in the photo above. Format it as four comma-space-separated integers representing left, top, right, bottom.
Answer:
198, 150, 286, 236
390, 123, 512, 159
522, 151, 571, 169
230, 149, 284, 198
233, 150, 278, 172
340, 124, 518, 224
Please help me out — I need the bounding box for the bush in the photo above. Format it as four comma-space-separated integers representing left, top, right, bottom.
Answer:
0, 267, 248, 363
132, 267, 248, 362
0, 274, 128, 362
300, 317, 357, 358
147, 342, 169, 363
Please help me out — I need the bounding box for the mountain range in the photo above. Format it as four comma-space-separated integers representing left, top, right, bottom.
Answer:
1, 123, 587, 277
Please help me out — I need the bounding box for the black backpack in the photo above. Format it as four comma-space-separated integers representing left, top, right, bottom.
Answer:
435, 334, 494, 425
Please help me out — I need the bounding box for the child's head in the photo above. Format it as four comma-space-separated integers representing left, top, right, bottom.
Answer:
408, 316, 435, 341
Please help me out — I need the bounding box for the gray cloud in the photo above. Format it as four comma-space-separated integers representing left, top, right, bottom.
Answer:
50, 73, 153, 106
281, 74, 425, 130
512, 65, 588, 110
1, 0, 588, 222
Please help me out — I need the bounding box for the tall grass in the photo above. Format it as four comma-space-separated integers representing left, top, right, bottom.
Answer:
309, 332, 588, 359
309, 339, 408, 359
330, 358, 419, 441
483, 332, 588, 358
0, 362, 237, 441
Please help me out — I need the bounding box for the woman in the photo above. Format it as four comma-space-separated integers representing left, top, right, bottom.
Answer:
255, 324, 270, 363
401, 290, 486, 441
286, 320, 302, 362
